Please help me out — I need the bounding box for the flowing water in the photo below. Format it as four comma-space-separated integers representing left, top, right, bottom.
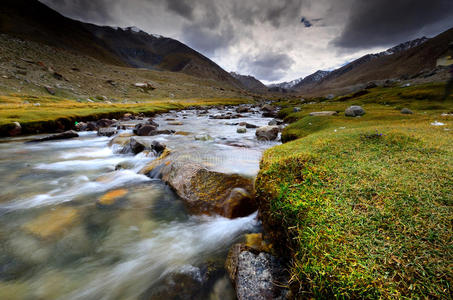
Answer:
0, 106, 279, 300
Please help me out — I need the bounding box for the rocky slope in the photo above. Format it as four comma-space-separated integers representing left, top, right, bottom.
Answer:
269, 70, 331, 91
230, 72, 268, 93
297, 28, 452, 95
1, 0, 243, 89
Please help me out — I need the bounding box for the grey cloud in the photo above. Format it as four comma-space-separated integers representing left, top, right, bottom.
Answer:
238, 52, 295, 81
166, 0, 194, 20
334, 0, 453, 49
182, 21, 236, 56
39, 0, 116, 24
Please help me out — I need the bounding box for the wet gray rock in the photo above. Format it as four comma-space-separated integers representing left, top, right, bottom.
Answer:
236, 106, 250, 113
401, 108, 413, 114
239, 122, 258, 129
262, 111, 277, 118
226, 244, 288, 300
121, 137, 146, 154
134, 124, 157, 136
268, 119, 283, 126
97, 119, 115, 128
256, 126, 279, 141
27, 130, 79, 143
237, 128, 247, 134
345, 106, 365, 117
151, 140, 166, 155
97, 127, 117, 137
86, 122, 98, 131
74, 122, 87, 131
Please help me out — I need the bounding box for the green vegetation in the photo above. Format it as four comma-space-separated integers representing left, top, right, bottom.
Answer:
0, 93, 252, 135
256, 83, 453, 298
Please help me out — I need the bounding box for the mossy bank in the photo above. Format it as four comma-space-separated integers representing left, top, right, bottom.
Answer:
255, 83, 453, 298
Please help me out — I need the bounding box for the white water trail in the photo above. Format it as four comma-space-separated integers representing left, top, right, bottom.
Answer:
0, 170, 151, 210
65, 212, 259, 300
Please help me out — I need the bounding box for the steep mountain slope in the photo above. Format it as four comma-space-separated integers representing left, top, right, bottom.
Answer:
299, 29, 453, 94
230, 72, 268, 93
292, 70, 331, 90
0, 0, 242, 89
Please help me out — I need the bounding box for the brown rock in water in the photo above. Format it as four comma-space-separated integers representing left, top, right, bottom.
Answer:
22, 207, 79, 240
255, 126, 279, 141
140, 155, 256, 218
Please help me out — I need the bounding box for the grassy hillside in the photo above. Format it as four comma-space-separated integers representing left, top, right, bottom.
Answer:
256, 83, 452, 298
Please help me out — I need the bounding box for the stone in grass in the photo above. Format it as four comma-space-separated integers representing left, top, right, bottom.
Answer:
309, 111, 338, 117
401, 108, 413, 114
345, 106, 365, 117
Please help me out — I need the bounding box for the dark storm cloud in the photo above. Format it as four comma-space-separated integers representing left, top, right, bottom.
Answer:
39, 0, 116, 23
165, 0, 194, 20
238, 52, 295, 81
182, 22, 236, 56
334, 0, 453, 49
231, 0, 306, 28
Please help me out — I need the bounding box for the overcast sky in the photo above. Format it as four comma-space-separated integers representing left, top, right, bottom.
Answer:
40, 0, 453, 84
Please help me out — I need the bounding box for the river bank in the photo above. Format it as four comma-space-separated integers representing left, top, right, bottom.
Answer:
255, 84, 453, 298
0, 95, 257, 137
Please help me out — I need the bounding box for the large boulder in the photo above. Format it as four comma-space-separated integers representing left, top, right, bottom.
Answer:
345, 106, 365, 117
134, 124, 157, 136
226, 244, 288, 300
140, 157, 256, 218
256, 126, 279, 141
74, 122, 87, 131
121, 137, 146, 154
262, 104, 276, 112
236, 106, 250, 113
97, 119, 115, 128
27, 130, 79, 143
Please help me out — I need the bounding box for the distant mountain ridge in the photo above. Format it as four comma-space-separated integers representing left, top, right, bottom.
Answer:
268, 70, 331, 90
270, 32, 449, 95
0, 0, 243, 89
230, 72, 267, 93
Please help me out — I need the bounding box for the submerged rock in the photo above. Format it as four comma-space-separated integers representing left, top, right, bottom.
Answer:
237, 128, 247, 134
97, 189, 128, 206
27, 130, 79, 143
345, 105, 365, 117
255, 126, 279, 141
22, 207, 80, 240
